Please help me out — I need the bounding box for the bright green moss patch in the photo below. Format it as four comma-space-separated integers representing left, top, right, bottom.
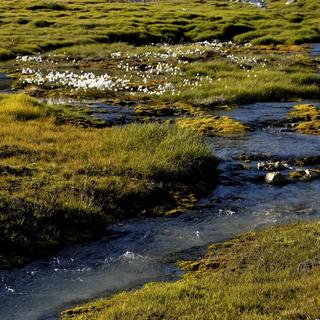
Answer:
0, 94, 218, 269
0, 93, 49, 120
62, 221, 320, 320
176, 115, 248, 136
289, 104, 320, 135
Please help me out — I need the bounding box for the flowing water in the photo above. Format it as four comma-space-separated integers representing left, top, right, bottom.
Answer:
1, 100, 320, 320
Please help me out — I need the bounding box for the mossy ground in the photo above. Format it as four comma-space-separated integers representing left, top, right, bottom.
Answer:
62, 221, 320, 320
289, 104, 320, 135
13, 42, 320, 107
176, 115, 248, 136
0, 0, 320, 59
0, 94, 217, 269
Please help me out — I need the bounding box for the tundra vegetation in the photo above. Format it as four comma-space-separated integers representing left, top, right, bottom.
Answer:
1, 0, 320, 318
0, 0, 320, 60
288, 104, 320, 135
13, 40, 320, 107
0, 94, 217, 268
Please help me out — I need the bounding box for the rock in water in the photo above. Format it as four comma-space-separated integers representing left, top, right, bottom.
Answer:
257, 160, 292, 171
304, 169, 320, 180
265, 172, 287, 185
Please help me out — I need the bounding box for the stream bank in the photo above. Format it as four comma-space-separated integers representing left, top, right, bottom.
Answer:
1, 100, 320, 320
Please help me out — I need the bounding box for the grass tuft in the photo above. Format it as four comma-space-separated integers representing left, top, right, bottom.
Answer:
0, 94, 217, 269
0, 94, 49, 121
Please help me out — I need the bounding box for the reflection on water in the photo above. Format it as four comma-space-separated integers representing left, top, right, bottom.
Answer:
230, 0, 265, 7
0, 73, 13, 92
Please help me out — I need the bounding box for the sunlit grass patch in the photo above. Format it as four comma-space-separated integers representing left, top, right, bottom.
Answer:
0, 94, 217, 268
0, 0, 320, 59
174, 68, 320, 106
0, 94, 49, 121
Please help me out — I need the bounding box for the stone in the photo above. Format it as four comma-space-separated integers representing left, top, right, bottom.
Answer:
303, 169, 320, 180
257, 161, 292, 171
265, 172, 287, 185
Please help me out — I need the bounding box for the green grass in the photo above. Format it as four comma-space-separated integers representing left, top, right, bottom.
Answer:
62, 221, 320, 320
0, 94, 217, 269
0, 0, 320, 59
16, 42, 320, 107
173, 67, 320, 106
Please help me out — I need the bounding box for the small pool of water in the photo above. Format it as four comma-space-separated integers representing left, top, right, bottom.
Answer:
0, 73, 13, 92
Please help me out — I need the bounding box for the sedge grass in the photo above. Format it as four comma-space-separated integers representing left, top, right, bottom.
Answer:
0, 93, 217, 268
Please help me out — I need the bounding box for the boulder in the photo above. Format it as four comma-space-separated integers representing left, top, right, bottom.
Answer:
303, 169, 320, 180
265, 172, 287, 185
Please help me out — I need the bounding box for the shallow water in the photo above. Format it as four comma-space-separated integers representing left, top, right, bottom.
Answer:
1, 100, 320, 320
44, 97, 139, 126
0, 73, 13, 92
233, 0, 265, 7
311, 43, 320, 58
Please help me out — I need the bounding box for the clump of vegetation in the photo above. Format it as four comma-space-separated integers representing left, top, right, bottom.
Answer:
0, 94, 217, 269
0, 93, 49, 120
288, 104, 320, 135
288, 169, 320, 182
62, 221, 320, 320
27, 2, 66, 11
176, 115, 248, 136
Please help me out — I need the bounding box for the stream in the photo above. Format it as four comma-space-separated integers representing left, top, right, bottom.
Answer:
0, 98, 320, 320
0, 40, 319, 319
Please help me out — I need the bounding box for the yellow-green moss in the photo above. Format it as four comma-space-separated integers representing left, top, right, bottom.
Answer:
134, 103, 205, 118
176, 115, 248, 136
289, 104, 320, 135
